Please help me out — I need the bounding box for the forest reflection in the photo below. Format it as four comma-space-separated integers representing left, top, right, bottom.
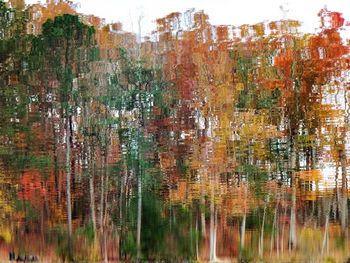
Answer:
1, 0, 350, 262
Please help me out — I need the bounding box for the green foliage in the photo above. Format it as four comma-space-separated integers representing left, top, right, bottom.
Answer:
0, 85, 29, 126
239, 248, 254, 263
139, 192, 168, 259
49, 227, 74, 262
114, 48, 174, 115
41, 14, 95, 47
121, 231, 137, 256
237, 90, 251, 108
7, 154, 52, 171
237, 164, 268, 180
0, 0, 27, 62
30, 14, 96, 113
15, 199, 38, 219
256, 88, 281, 109
121, 194, 199, 261
76, 223, 95, 244
176, 157, 189, 176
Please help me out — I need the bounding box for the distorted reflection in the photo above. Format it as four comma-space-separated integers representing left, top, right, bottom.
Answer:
1, 1, 350, 262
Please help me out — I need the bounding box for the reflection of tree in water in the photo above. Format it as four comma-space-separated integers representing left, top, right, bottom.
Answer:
1, 0, 350, 262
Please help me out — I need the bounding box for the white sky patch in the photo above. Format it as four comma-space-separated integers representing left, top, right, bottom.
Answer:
25, 0, 350, 37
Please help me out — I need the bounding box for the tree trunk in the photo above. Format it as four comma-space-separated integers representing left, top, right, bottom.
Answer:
104, 143, 110, 263
65, 115, 72, 238
240, 184, 248, 251
321, 198, 331, 255
289, 181, 297, 252
89, 155, 97, 235
136, 159, 142, 260
270, 201, 278, 257
209, 188, 217, 262
259, 196, 268, 258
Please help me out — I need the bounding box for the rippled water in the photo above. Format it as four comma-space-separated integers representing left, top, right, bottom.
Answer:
1, 113, 350, 262
2, 2, 350, 262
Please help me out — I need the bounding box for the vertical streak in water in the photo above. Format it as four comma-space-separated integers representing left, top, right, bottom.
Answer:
137, 136, 142, 260
209, 185, 217, 262
66, 116, 72, 238
289, 179, 296, 252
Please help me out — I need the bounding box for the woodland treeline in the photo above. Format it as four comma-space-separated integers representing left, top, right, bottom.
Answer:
1, 0, 350, 261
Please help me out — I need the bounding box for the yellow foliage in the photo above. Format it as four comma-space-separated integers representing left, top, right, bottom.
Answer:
299, 227, 322, 254
295, 170, 322, 181
0, 228, 12, 243
236, 83, 244, 91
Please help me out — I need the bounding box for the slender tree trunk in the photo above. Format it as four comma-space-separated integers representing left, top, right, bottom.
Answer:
196, 214, 199, 261
201, 190, 206, 237
240, 184, 247, 251
259, 196, 268, 258
100, 162, 105, 228
136, 158, 142, 260
63, 37, 73, 244
322, 198, 331, 255
66, 115, 72, 238
289, 180, 297, 252
99, 153, 106, 260
270, 200, 278, 257
119, 157, 129, 260
89, 154, 97, 235
209, 187, 217, 262
84, 99, 97, 238
104, 142, 110, 263
340, 147, 347, 192
53, 119, 60, 204
104, 228, 108, 263
281, 192, 287, 255
65, 114, 73, 262
339, 142, 348, 238
240, 214, 246, 260
340, 191, 348, 238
